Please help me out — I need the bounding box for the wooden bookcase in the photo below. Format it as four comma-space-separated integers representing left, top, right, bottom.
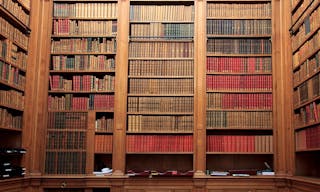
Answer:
205, 0, 274, 174
1, 0, 320, 191
126, 0, 195, 174
45, 0, 117, 175
0, 0, 30, 180
290, 0, 320, 178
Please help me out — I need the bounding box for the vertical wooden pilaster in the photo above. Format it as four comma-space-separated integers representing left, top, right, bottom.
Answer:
272, 0, 293, 176
22, 0, 53, 176
87, 111, 96, 174
113, 0, 130, 176
194, 0, 207, 176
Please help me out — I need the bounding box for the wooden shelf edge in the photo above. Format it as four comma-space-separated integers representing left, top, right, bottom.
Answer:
289, 176, 320, 185
0, 126, 22, 132
0, 57, 27, 72
293, 67, 320, 89
294, 121, 320, 130
0, 103, 24, 112
292, 25, 320, 53
0, 5, 30, 33
293, 46, 320, 71
291, 0, 304, 13
293, 95, 320, 110
295, 148, 320, 152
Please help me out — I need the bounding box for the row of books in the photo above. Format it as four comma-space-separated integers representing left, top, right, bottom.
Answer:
52, 19, 117, 36
293, 73, 319, 105
45, 151, 86, 174
294, 102, 320, 127
126, 135, 193, 152
206, 57, 272, 73
207, 19, 271, 35
207, 39, 271, 54
53, 3, 117, 18
293, 51, 319, 86
0, 60, 25, 89
48, 94, 114, 111
1, 40, 27, 70
292, 6, 319, 51
207, 93, 272, 109
47, 112, 87, 129
129, 60, 193, 76
51, 55, 115, 71
206, 75, 272, 90
46, 130, 86, 150
127, 115, 193, 133
95, 115, 113, 132
295, 125, 320, 150
95, 135, 112, 153
0, 17, 29, 49
207, 3, 271, 18
128, 79, 193, 94
128, 96, 193, 113
0, 164, 26, 180
0, 0, 30, 26
206, 111, 272, 129
0, 108, 22, 129
129, 5, 194, 22
51, 38, 116, 53
129, 42, 193, 58
49, 75, 115, 92
0, 89, 24, 109
130, 23, 194, 39
206, 135, 273, 153
292, 0, 313, 23
293, 31, 320, 68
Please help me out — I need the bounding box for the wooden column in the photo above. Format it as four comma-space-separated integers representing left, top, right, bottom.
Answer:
193, 0, 207, 176
113, 0, 130, 176
272, 0, 293, 176
87, 111, 96, 174
22, 0, 53, 176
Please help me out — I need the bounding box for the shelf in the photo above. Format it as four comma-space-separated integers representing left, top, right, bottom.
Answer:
290, 0, 320, 33
0, 103, 24, 112
128, 57, 193, 60
206, 152, 273, 155
296, 148, 320, 152
16, 0, 30, 12
48, 90, 114, 94
206, 90, 272, 93
0, 126, 22, 132
51, 52, 116, 55
207, 17, 271, 20
49, 70, 115, 73
0, 32, 28, 51
0, 80, 24, 92
126, 131, 193, 134
206, 108, 272, 112
293, 95, 320, 110
207, 128, 273, 131
48, 109, 114, 113
126, 152, 193, 155
130, 21, 193, 24
207, 0, 271, 2
53, 17, 117, 21
293, 46, 320, 71
45, 149, 87, 152
53, 0, 117, 2
127, 112, 193, 115
0, 57, 27, 72
0, 5, 30, 34
128, 75, 193, 79
292, 0, 304, 13
293, 68, 320, 89
294, 121, 320, 131
129, 38, 193, 42
51, 35, 116, 38
94, 152, 112, 155
206, 72, 272, 75
207, 34, 271, 38
207, 53, 272, 57
128, 93, 194, 97
292, 24, 320, 53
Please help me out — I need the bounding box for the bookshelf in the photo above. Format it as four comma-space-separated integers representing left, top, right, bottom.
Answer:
0, 0, 30, 180
126, 1, 195, 175
45, 0, 117, 175
290, 0, 320, 178
205, 0, 274, 175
